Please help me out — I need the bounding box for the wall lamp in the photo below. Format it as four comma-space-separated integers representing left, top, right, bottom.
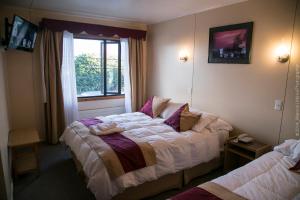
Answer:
179, 49, 188, 62
275, 43, 290, 63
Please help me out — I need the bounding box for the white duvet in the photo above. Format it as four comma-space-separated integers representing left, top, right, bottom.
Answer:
60, 112, 220, 200
213, 151, 300, 200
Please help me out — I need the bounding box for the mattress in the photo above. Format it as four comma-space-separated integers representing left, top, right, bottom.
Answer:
213, 151, 300, 200
60, 112, 221, 200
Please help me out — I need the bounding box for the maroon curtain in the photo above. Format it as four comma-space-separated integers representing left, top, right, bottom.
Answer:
40, 18, 146, 40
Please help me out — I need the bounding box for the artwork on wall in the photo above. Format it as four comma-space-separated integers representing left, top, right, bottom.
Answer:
208, 22, 253, 64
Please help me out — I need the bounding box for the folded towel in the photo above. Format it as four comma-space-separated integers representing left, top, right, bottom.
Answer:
97, 122, 117, 131
90, 126, 124, 136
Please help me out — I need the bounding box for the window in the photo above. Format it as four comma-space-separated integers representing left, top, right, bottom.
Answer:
74, 38, 124, 98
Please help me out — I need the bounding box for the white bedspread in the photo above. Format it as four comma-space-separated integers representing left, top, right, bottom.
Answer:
213, 151, 300, 200
60, 112, 220, 200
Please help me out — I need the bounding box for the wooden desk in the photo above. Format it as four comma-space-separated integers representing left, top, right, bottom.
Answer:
8, 129, 41, 177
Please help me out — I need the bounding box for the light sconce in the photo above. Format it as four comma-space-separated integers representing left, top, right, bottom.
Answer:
275, 43, 290, 63
179, 49, 188, 62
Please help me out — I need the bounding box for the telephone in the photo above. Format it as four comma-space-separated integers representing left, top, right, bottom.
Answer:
233, 133, 254, 143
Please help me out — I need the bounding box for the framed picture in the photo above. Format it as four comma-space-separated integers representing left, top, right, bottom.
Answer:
208, 22, 253, 64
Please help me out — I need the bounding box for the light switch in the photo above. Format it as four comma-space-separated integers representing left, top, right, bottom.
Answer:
274, 99, 283, 111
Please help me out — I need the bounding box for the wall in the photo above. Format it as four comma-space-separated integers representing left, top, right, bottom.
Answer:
0, 5, 147, 140
281, 1, 300, 142
0, 51, 12, 200
148, 0, 300, 145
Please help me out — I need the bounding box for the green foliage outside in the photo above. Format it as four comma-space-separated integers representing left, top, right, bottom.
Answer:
106, 56, 119, 93
75, 53, 122, 96
75, 54, 103, 96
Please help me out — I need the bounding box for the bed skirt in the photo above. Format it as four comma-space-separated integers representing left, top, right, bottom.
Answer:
113, 171, 183, 200
183, 152, 224, 185
70, 150, 223, 200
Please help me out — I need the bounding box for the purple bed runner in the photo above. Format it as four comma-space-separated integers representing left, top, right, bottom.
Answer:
77, 118, 156, 177
99, 133, 147, 173
79, 118, 102, 127
171, 187, 222, 200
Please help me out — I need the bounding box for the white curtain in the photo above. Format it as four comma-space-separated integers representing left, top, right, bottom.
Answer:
61, 31, 79, 126
121, 38, 132, 113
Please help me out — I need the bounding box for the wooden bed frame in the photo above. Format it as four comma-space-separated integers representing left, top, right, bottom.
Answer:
71, 150, 223, 200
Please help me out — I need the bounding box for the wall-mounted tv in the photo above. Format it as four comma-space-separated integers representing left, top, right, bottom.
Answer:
8, 15, 38, 52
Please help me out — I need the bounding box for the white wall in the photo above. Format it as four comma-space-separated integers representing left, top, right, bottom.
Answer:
280, 2, 300, 142
148, 0, 300, 145
147, 15, 195, 104
0, 50, 12, 200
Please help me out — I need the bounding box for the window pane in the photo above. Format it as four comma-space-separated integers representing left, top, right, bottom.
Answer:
106, 41, 119, 95
74, 39, 104, 97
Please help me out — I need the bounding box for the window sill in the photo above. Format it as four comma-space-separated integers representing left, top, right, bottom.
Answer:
78, 95, 125, 102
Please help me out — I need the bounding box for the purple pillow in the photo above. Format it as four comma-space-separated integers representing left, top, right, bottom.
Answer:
140, 96, 170, 118
140, 97, 154, 117
164, 104, 188, 132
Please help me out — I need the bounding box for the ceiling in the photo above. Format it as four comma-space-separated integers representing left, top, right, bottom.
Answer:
1, 0, 247, 24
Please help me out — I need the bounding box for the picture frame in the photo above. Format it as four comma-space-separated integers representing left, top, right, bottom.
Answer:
208, 22, 253, 64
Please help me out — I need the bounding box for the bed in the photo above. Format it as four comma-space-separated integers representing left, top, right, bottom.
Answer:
171, 140, 300, 200
60, 110, 231, 200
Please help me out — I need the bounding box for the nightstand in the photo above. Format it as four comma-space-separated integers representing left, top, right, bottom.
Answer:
8, 129, 41, 178
224, 138, 271, 171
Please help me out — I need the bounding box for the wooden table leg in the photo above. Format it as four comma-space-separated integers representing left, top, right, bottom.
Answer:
34, 144, 40, 173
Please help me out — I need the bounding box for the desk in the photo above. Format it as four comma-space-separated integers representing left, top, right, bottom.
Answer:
8, 129, 40, 177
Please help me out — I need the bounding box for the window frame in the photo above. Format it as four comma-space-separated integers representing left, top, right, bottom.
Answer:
74, 35, 124, 102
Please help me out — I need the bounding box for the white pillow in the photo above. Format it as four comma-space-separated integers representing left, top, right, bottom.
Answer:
290, 141, 300, 162
192, 112, 218, 133
274, 139, 299, 156
207, 119, 233, 131
215, 129, 230, 150
160, 102, 185, 119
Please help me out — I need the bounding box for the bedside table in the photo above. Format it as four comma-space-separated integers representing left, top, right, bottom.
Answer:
224, 139, 271, 171
8, 129, 41, 178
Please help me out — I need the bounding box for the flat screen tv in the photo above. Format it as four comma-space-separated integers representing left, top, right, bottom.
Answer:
8, 15, 38, 52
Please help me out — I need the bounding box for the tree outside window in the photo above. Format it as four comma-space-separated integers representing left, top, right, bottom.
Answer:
74, 38, 124, 98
